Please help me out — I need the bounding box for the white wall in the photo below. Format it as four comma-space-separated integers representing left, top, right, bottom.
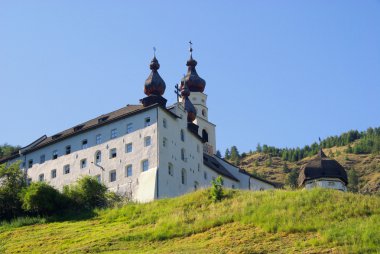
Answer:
305, 178, 347, 191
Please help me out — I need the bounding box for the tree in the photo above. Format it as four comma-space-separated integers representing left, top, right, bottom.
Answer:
256, 143, 262, 153
282, 162, 290, 173
347, 168, 359, 193
0, 161, 26, 220
20, 182, 65, 215
230, 146, 241, 165
265, 156, 272, 167
224, 148, 230, 160
209, 176, 224, 202
286, 169, 299, 189
216, 150, 222, 158
63, 176, 108, 209
0, 144, 20, 159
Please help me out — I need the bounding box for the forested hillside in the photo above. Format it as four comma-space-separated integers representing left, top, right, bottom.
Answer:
223, 127, 380, 194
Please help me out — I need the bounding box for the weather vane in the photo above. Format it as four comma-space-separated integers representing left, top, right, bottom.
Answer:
189, 41, 193, 53
153, 47, 156, 57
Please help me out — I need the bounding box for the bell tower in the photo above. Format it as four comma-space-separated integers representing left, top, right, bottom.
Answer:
179, 42, 216, 154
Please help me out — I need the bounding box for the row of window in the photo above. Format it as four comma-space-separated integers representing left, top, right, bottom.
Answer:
28, 135, 152, 168
37, 159, 150, 182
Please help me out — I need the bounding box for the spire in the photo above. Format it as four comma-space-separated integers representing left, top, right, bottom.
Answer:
144, 48, 166, 96
318, 148, 327, 158
181, 41, 206, 93
181, 77, 197, 123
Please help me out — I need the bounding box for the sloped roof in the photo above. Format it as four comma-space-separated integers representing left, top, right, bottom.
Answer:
298, 149, 348, 186
203, 153, 239, 182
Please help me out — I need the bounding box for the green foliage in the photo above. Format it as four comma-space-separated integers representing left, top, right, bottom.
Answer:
63, 176, 108, 209
256, 143, 262, 153
0, 162, 25, 220
224, 148, 230, 160
286, 169, 299, 189
282, 162, 290, 173
0, 144, 20, 159
215, 150, 222, 158
209, 176, 224, 202
265, 156, 272, 167
20, 182, 65, 215
347, 168, 359, 193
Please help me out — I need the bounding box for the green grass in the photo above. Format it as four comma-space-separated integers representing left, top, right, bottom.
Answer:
1, 188, 379, 253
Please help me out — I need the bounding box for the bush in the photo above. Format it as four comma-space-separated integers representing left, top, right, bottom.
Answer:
20, 182, 64, 215
209, 176, 224, 202
63, 176, 108, 209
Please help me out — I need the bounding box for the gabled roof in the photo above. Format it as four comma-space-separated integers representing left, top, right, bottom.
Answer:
203, 153, 239, 182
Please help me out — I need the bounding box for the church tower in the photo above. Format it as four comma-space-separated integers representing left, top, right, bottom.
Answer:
179, 42, 216, 154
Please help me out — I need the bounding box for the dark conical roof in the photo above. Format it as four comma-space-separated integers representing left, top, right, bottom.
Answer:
180, 43, 206, 93
298, 149, 348, 186
181, 81, 196, 122
144, 56, 166, 96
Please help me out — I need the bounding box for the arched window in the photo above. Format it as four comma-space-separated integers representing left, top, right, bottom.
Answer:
181, 148, 186, 161
202, 109, 207, 117
95, 151, 101, 164
181, 168, 187, 185
194, 181, 199, 191
180, 129, 185, 142
168, 163, 173, 176
202, 129, 209, 142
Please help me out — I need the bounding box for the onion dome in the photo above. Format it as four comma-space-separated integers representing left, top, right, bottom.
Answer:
298, 149, 348, 186
181, 82, 197, 122
144, 55, 166, 96
180, 42, 206, 93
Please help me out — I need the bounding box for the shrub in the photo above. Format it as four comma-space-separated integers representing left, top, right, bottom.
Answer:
20, 182, 64, 215
209, 176, 224, 202
63, 176, 108, 209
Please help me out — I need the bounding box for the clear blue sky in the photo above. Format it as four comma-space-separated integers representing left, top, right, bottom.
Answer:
0, 1, 379, 154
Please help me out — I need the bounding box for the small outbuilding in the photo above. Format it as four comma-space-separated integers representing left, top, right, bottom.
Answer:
298, 149, 348, 191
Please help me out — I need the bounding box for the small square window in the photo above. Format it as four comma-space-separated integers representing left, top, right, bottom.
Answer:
40, 154, 45, 164
125, 143, 133, 153
96, 134, 102, 145
204, 171, 208, 180
111, 129, 118, 139
144, 117, 151, 127
142, 159, 149, 172
51, 169, 57, 179
110, 148, 117, 159
52, 150, 58, 160
110, 170, 117, 182
65, 145, 71, 155
63, 165, 70, 174
144, 136, 151, 147
80, 159, 87, 169
126, 123, 133, 134
38, 174, 44, 182
82, 140, 88, 149
163, 137, 167, 147
125, 165, 132, 177
28, 159, 33, 168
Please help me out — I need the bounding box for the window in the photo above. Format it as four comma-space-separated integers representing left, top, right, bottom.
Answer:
110, 170, 117, 182
96, 134, 102, 144
63, 165, 70, 174
125, 143, 133, 153
181, 148, 186, 161
80, 159, 87, 169
82, 140, 88, 149
180, 129, 185, 142
125, 165, 132, 177
204, 171, 208, 180
202, 109, 207, 117
232, 184, 235, 189
194, 181, 199, 191
28, 159, 33, 168
111, 129, 118, 139
197, 144, 200, 153
40, 154, 45, 164
38, 174, 44, 182
328, 181, 335, 186
198, 163, 200, 172
142, 159, 149, 172
144, 117, 151, 127
202, 129, 209, 142
110, 148, 117, 159
52, 150, 58, 160
96, 174, 101, 183
65, 145, 71, 155
168, 163, 173, 176
144, 136, 151, 147
126, 123, 133, 134
181, 169, 187, 185
95, 151, 101, 164
163, 119, 167, 128
163, 137, 167, 147
51, 169, 57, 179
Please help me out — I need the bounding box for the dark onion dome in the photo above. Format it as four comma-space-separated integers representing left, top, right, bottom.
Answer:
181, 82, 197, 122
144, 56, 166, 96
180, 44, 206, 93
298, 149, 348, 186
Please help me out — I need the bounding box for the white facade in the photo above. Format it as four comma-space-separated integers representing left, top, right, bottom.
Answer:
304, 178, 347, 191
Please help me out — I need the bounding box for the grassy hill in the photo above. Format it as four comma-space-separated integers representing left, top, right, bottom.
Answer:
1, 188, 380, 253
237, 145, 380, 194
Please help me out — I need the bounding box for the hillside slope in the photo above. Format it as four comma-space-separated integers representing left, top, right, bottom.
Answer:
1, 189, 379, 253
237, 146, 380, 193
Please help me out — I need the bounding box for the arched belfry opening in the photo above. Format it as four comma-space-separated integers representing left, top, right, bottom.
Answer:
202, 129, 209, 142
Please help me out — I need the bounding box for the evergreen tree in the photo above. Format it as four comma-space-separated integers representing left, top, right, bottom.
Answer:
286, 169, 299, 189
216, 150, 222, 158
347, 169, 359, 193
230, 146, 240, 163
224, 148, 230, 160
256, 143, 262, 153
